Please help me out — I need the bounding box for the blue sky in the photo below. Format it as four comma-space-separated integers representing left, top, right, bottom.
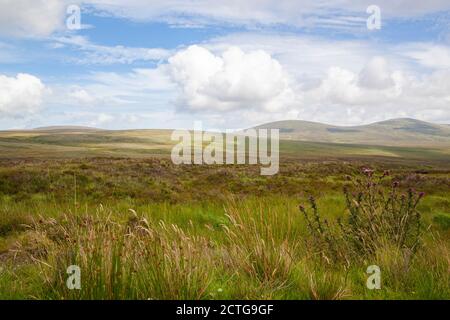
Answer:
0, 1, 450, 130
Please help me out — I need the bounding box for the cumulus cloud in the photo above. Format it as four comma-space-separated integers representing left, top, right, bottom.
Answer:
0, 0, 67, 38
168, 45, 298, 112
194, 33, 450, 124
305, 62, 401, 108
0, 73, 47, 117
302, 57, 450, 124
58, 42, 450, 126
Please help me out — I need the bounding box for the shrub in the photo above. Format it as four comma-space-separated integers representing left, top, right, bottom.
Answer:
300, 169, 425, 264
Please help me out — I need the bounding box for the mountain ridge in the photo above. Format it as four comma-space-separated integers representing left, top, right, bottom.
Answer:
4, 118, 450, 148
254, 118, 450, 147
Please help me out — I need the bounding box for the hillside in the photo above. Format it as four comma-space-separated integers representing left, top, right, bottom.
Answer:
255, 118, 450, 147
32, 126, 102, 132
0, 119, 448, 164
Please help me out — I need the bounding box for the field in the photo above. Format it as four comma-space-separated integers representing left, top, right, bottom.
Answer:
0, 128, 449, 299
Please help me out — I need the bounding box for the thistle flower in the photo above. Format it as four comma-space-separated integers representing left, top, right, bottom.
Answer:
362, 168, 374, 177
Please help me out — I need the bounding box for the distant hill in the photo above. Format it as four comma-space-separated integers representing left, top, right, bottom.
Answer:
0, 120, 448, 162
33, 126, 102, 131
255, 118, 450, 147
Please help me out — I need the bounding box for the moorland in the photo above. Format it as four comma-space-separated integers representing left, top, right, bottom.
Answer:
0, 119, 448, 299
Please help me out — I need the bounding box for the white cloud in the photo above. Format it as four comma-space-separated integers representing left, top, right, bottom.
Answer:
95, 113, 114, 125
45, 67, 175, 114
88, 67, 174, 92
69, 88, 97, 104
54, 35, 171, 64
0, 73, 47, 117
402, 43, 450, 69
358, 56, 395, 89
33, 110, 174, 129
168, 45, 298, 112
301, 57, 450, 125
1, 1, 449, 39
88, 0, 450, 28
204, 33, 407, 80
163, 40, 448, 126
0, 0, 67, 38
305, 60, 402, 108
180, 34, 450, 125
52, 40, 450, 127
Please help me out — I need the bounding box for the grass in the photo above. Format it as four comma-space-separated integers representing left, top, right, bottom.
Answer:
0, 129, 448, 300
0, 158, 448, 300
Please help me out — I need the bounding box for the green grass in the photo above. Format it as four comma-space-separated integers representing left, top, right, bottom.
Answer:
0, 159, 448, 300
0, 129, 448, 300
1, 193, 447, 300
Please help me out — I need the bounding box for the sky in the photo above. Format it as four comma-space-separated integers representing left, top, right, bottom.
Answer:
0, 0, 450, 130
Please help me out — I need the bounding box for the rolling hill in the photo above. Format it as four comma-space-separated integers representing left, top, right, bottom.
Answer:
32, 125, 103, 132
255, 118, 450, 147
0, 118, 448, 164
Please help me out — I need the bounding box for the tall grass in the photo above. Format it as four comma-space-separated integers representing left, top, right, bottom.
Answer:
34, 209, 215, 299
0, 168, 448, 300
222, 199, 298, 288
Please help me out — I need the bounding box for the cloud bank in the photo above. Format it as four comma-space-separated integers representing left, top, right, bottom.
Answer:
165, 44, 450, 125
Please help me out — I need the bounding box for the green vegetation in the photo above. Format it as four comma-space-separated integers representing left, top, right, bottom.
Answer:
0, 128, 448, 300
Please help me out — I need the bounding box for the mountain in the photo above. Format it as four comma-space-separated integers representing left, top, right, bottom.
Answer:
255, 118, 450, 147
